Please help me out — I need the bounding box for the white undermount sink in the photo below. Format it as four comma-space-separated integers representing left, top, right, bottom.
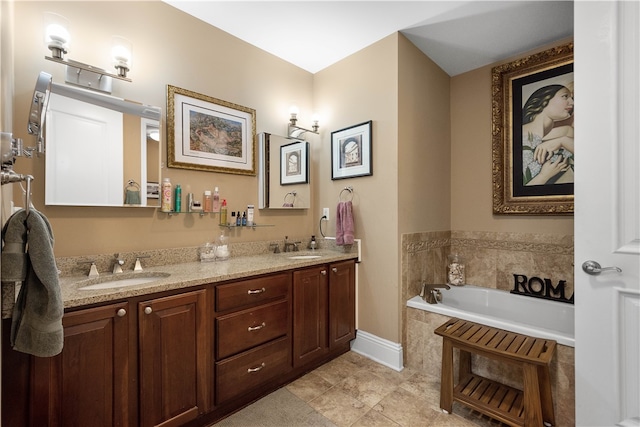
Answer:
288, 255, 322, 260
77, 272, 170, 291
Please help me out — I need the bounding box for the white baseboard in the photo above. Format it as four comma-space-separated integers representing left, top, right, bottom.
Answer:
350, 329, 404, 371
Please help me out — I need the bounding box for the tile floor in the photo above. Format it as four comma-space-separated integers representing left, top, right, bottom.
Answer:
213, 351, 508, 427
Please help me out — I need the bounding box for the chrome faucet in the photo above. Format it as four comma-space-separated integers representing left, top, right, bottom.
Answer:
284, 238, 301, 252
113, 254, 125, 274
420, 283, 450, 304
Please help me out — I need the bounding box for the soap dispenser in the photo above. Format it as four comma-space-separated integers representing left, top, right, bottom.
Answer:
309, 235, 317, 250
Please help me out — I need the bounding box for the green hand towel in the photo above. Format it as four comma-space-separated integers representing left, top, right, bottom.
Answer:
3, 209, 63, 357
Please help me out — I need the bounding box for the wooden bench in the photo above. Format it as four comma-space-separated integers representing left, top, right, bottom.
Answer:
434, 318, 556, 427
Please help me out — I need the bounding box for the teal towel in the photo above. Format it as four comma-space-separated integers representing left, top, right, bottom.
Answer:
125, 189, 141, 204
2, 209, 63, 357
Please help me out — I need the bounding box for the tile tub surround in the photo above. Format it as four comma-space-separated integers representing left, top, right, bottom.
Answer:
406, 308, 575, 427
401, 230, 575, 426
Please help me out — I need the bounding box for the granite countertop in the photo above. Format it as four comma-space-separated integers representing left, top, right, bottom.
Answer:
60, 249, 358, 309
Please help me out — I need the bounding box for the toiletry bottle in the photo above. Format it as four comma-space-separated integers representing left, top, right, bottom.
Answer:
309, 235, 317, 250
247, 204, 254, 226
235, 211, 241, 226
219, 199, 227, 225
187, 192, 194, 212
231, 211, 237, 225
161, 177, 172, 212
242, 211, 247, 226
174, 184, 182, 212
203, 190, 212, 212
212, 187, 220, 213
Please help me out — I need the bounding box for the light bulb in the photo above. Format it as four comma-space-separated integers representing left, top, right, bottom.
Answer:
43, 12, 70, 58
112, 36, 133, 77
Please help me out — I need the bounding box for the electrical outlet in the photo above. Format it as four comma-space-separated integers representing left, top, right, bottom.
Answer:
322, 207, 330, 221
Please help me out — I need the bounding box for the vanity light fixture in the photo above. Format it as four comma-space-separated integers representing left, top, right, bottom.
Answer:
43, 12, 133, 93
287, 105, 320, 139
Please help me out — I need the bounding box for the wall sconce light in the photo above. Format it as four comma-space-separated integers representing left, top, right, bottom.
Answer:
43, 12, 132, 93
287, 105, 319, 139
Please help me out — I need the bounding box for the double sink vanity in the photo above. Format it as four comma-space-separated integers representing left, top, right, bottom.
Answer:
4, 248, 357, 427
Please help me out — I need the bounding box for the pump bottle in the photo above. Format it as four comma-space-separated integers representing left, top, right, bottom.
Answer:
219, 199, 228, 225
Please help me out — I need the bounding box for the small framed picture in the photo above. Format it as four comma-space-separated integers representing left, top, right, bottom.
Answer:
331, 121, 372, 180
146, 182, 159, 199
280, 140, 309, 185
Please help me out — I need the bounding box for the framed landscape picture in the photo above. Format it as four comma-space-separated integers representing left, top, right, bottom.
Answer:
167, 85, 256, 175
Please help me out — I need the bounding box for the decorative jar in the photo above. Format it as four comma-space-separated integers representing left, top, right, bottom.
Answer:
447, 253, 466, 286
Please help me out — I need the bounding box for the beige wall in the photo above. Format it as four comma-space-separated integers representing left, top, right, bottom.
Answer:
12, 1, 315, 257
314, 34, 400, 342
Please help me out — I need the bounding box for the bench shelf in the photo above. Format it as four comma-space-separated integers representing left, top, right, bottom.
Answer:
435, 318, 556, 427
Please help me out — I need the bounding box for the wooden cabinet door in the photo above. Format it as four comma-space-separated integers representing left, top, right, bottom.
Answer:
138, 290, 210, 427
292, 266, 329, 367
329, 260, 356, 348
30, 301, 131, 427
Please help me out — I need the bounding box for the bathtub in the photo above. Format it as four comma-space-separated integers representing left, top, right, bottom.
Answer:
407, 284, 574, 347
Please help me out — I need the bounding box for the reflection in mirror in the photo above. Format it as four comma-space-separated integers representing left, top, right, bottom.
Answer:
258, 133, 310, 209
45, 82, 161, 207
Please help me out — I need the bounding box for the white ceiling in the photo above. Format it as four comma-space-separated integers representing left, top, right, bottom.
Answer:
164, 1, 573, 76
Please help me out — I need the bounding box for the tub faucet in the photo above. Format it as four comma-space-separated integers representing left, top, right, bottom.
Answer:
113, 254, 125, 274
420, 283, 450, 304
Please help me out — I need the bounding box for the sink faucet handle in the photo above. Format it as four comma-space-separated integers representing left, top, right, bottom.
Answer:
78, 260, 99, 277
269, 243, 281, 254
134, 255, 150, 271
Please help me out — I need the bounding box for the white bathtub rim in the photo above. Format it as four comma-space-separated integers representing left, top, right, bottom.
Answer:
407, 295, 575, 347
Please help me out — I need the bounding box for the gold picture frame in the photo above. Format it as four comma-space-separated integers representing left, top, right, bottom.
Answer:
492, 42, 574, 214
167, 85, 256, 175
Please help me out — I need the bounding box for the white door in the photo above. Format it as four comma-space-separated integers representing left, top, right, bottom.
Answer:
575, 2, 640, 426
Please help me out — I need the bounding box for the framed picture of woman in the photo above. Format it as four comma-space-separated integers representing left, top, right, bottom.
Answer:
492, 42, 574, 214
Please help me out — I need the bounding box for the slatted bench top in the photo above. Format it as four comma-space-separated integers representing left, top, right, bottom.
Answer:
434, 318, 556, 366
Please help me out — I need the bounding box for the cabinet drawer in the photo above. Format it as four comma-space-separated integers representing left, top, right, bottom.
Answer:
216, 299, 289, 359
216, 273, 291, 312
215, 336, 291, 404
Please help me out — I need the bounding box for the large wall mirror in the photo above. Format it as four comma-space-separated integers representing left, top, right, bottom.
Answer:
45, 82, 161, 207
258, 133, 310, 209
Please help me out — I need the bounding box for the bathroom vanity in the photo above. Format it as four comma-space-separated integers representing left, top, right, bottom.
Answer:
2, 251, 356, 427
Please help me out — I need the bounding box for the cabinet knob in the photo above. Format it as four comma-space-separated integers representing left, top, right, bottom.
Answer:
117, 308, 127, 317
144, 306, 152, 315
332, 267, 338, 273
321, 270, 327, 276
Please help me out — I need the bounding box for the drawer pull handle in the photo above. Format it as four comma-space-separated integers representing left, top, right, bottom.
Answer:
247, 287, 266, 295
248, 322, 266, 332
247, 362, 266, 373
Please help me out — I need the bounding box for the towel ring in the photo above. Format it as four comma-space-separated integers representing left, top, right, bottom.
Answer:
126, 179, 141, 191
338, 186, 353, 202
283, 191, 297, 207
